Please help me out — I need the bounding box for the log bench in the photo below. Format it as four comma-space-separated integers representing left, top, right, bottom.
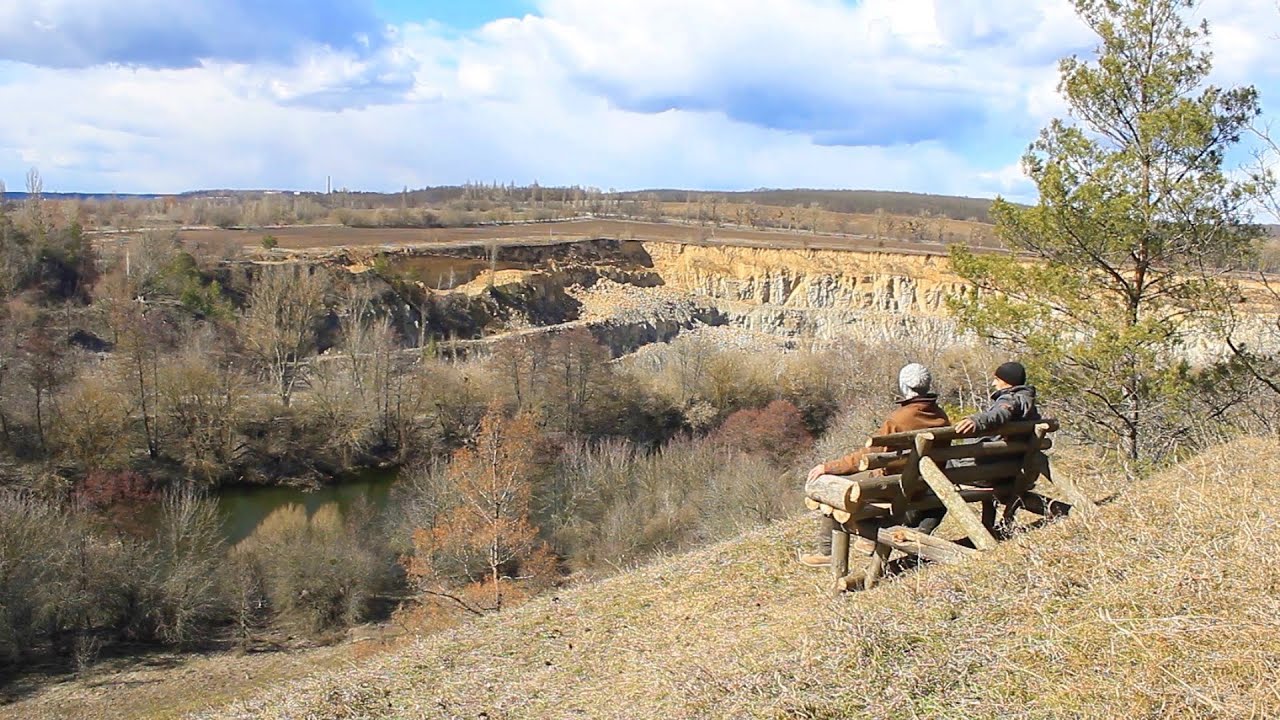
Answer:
803, 419, 1095, 592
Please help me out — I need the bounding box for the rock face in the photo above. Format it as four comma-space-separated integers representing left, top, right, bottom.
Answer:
371, 238, 1275, 360
639, 243, 968, 343
370, 239, 976, 350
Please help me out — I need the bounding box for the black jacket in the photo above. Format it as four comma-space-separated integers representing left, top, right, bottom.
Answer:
971, 385, 1040, 433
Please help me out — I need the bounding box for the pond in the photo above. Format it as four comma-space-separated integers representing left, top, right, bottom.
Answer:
215, 467, 401, 545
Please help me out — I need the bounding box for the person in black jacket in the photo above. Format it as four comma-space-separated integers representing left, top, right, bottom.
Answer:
954, 361, 1040, 436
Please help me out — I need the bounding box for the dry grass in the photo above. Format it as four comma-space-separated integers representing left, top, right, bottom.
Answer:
0, 643, 354, 720
188, 437, 1280, 720
179, 219, 979, 255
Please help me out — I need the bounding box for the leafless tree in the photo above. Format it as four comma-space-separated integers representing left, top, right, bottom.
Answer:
241, 265, 329, 406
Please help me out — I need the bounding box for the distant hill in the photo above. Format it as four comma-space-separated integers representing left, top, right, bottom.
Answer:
1, 191, 169, 201
2, 187, 1001, 223
619, 188, 1000, 223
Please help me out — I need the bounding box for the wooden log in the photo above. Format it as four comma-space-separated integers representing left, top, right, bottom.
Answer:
831, 529, 850, 584
1041, 460, 1096, 515
857, 450, 907, 472
836, 568, 867, 592
981, 498, 997, 530
879, 525, 977, 564
864, 542, 891, 590
807, 499, 852, 524
900, 436, 927, 498
810, 471, 923, 508
851, 472, 908, 501
859, 439, 1057, 471
836, 525, 981, 592
866, 419, 1060, 449
805, 474, 858, 510
933, 438, 1053, 463
942, 461, 1024, 486
852, 535, 877, 555
1013, 423, 1051, 496
853, 520, 887, 591
918, 451, 999, 551
867, 487, 1000, 519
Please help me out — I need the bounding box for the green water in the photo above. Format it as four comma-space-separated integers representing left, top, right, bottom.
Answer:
215, 467, 400, 545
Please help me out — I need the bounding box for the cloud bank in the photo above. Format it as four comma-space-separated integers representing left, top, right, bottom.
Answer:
0, 0, 1277, 199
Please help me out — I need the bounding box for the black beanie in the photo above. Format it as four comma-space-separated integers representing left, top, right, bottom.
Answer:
994, 361, 1026, 386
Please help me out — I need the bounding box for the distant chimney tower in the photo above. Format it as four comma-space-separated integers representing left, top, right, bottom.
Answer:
326, 175, 332, 194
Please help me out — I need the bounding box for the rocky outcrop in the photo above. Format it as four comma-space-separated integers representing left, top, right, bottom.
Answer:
279, 234, 1275, 360
639, 243, 969, 342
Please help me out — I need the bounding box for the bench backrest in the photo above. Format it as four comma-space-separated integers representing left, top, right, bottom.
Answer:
804, 420, 1059, 518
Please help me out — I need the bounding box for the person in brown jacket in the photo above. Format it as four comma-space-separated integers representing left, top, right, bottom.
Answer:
799, 363, 950, 567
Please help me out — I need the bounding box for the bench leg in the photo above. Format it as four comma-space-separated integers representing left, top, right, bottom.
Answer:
831, 528, 850, 586
864, 542, 892, 591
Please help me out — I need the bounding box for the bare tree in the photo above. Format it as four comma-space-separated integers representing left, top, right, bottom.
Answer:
241, 265, 329, 406
23, 168, 44, 237
158, 341, 249, 485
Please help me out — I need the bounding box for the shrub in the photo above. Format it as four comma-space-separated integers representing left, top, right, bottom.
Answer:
0, 490, 151, 669
145, 489, 230, 646
76, 469, 159, 537
711, 400, 813, 465
235, 503, 395, 636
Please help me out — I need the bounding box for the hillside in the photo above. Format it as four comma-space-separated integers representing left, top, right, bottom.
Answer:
168, 439, 1280, 720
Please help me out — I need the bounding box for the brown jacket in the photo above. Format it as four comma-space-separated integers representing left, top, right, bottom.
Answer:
824, 395, 951, 476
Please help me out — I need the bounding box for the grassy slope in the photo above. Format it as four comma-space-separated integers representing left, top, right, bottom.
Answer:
195, 440, 1280, 720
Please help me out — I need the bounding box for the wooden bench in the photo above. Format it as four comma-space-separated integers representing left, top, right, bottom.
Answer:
803, 419, 1095, 591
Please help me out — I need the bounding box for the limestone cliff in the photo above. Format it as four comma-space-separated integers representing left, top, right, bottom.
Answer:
640, 242, 968, 342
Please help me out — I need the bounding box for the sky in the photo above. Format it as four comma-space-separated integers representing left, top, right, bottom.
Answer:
0, 0, 1278, 200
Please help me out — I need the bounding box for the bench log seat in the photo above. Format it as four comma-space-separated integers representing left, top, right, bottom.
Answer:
803, 419, 1095, 591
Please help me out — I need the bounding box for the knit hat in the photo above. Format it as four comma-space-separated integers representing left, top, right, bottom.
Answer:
898, 363, 932, 399
994, 361, 1026, 387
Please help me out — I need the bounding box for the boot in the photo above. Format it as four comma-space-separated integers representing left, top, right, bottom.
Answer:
798, 552, 831, 568
798, 515, 837, 567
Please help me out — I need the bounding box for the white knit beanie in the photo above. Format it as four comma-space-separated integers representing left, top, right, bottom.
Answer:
898, 363, 932, 399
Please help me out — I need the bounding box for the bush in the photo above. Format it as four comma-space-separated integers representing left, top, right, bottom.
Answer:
234, 503, 395, 636
75, 469, 158, 537
711, 399, 813, 465
541, 436, 792, 575
145, 489, 230, 646
0, 490, 152, 669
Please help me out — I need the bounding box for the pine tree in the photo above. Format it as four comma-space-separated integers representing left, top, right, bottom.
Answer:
950, 0, 1266, 465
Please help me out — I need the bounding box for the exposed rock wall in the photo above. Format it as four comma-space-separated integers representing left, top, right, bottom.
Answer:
640, 243, 969, 342
373, 238, 1275, 359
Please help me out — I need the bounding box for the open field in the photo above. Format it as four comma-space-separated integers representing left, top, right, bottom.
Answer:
177, 219, 970, 256
0, 643, 355, 720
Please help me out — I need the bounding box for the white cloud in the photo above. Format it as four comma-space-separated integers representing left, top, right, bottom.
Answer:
1, 0, 1278, 196
0, 0, 388, 69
